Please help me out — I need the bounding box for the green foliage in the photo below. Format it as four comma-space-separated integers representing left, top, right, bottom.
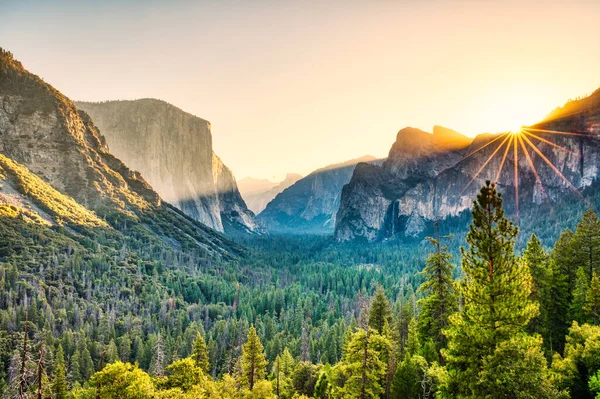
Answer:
72, 361, 155, 399
54, 344, 68, 399
552, 322, 600, 398
391, 354, 427, 399
192, 333, 210, 373
368, 285, 391, 335
164, 358, 204, 392
240, 326, 268, 390
417, 234, 457, 355
441, 182, 551, 398
4, 179, 600, 398
332, 328, 391, 399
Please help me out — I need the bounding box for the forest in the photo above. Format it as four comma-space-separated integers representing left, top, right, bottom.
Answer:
3, 181, 600, 398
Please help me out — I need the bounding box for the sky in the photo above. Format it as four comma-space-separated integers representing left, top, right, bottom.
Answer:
2, 0, 600, 181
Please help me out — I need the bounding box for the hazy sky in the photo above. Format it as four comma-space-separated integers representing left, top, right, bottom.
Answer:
2, 0, 600, 180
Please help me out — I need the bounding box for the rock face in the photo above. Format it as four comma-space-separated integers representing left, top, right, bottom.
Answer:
258, 156, 380, 234
239, 173, 303, 214
76, 99, 259, 235
335, 96, 600, 241
0, 48, 241, 257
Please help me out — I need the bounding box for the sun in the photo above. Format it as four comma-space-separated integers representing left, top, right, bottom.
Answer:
510, 126, 523, 135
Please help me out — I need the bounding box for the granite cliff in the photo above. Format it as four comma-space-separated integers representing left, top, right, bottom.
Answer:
76, 99, 259, 235
0, 48, 241, 257
335, 97, 600, 242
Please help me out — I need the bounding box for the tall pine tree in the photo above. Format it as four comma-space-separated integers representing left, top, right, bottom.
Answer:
192, 333, 210, 373
441, 181, 559, 398
523, 234, 552, 341
240, 326, 268, 390
368, 285, 392, 335
417, 232, 457, 357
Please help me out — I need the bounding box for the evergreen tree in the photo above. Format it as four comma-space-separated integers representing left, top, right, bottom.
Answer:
441, 182, 557, 398
192, 332, 210, 373
240, 326, 268, 390
391, 354, 426, 399
335, 328, 391, 399
68, 350, 81, 386
573, 267, 591, 324
417, 233, 457, 355
368, 285, 392, 335
573, 209, 600, 281
586, 273, 600, 325
80, 345, 95, 382
53, 344, 68, 399
149, 334, 166, 377
523, 234, 552, 340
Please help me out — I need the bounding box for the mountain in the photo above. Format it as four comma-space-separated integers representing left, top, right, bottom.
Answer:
239, 173, 303, 214
0, 48, 241, 257
335, 102, 600, 242
258, 156, 381, 234
75, 99, 260, 235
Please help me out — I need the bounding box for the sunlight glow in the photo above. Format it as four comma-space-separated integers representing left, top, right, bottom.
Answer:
461, 124, 591, 223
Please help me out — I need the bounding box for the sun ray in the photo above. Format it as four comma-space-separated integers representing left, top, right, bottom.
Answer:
513, 136, 519, 221
522, 130, 580, 156
494, 135, 513, 183
524, 127, 589, 137
461, 133, 509, 162
461, 134, 511, 194
520, 133, 585, 199
517, 134, 552, 208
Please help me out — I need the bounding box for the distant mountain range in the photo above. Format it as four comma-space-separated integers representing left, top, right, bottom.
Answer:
238, 173, 303, 214
257, 156, 382, 234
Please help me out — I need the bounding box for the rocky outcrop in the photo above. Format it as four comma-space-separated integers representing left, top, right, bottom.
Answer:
258, 156, 380, 234
335, 96, 600, 242
335, 126, 472, 241
76, 99, 258, 235
239, 173, 303, 214
0, 48, 241, 257
212, 153, 261, 234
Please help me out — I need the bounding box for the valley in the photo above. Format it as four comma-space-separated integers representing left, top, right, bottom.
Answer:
2, 10, 600, 397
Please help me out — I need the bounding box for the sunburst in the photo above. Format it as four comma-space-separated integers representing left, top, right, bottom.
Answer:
461, 122, 592, 221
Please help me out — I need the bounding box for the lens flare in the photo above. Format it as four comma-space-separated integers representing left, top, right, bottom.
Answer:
460, 121, 593, 223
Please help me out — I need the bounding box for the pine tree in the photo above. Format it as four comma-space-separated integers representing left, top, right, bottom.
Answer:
240, 326, 268, 390
586, 272, 600, 325
336, 327, 391, 399
368, 285, 392, 335
68, 350, 81, 386
80, 345, 95, 382
192, 332, 210, 373
549, 234, 574, 353
573, 209, 600, 280
391, 354, 426, 399
572, 267, 590, 324
523, 234, 552, 339
150, 334, 166, 377
441, 182, 558, 398
417, 232, 457, 356
53, 344, 68, 399
280, 348, 295, 377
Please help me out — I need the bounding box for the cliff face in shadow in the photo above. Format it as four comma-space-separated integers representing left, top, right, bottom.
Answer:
258, 156, 381, 234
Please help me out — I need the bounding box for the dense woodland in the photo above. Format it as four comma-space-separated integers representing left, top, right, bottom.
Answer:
3, 181, 600, 398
